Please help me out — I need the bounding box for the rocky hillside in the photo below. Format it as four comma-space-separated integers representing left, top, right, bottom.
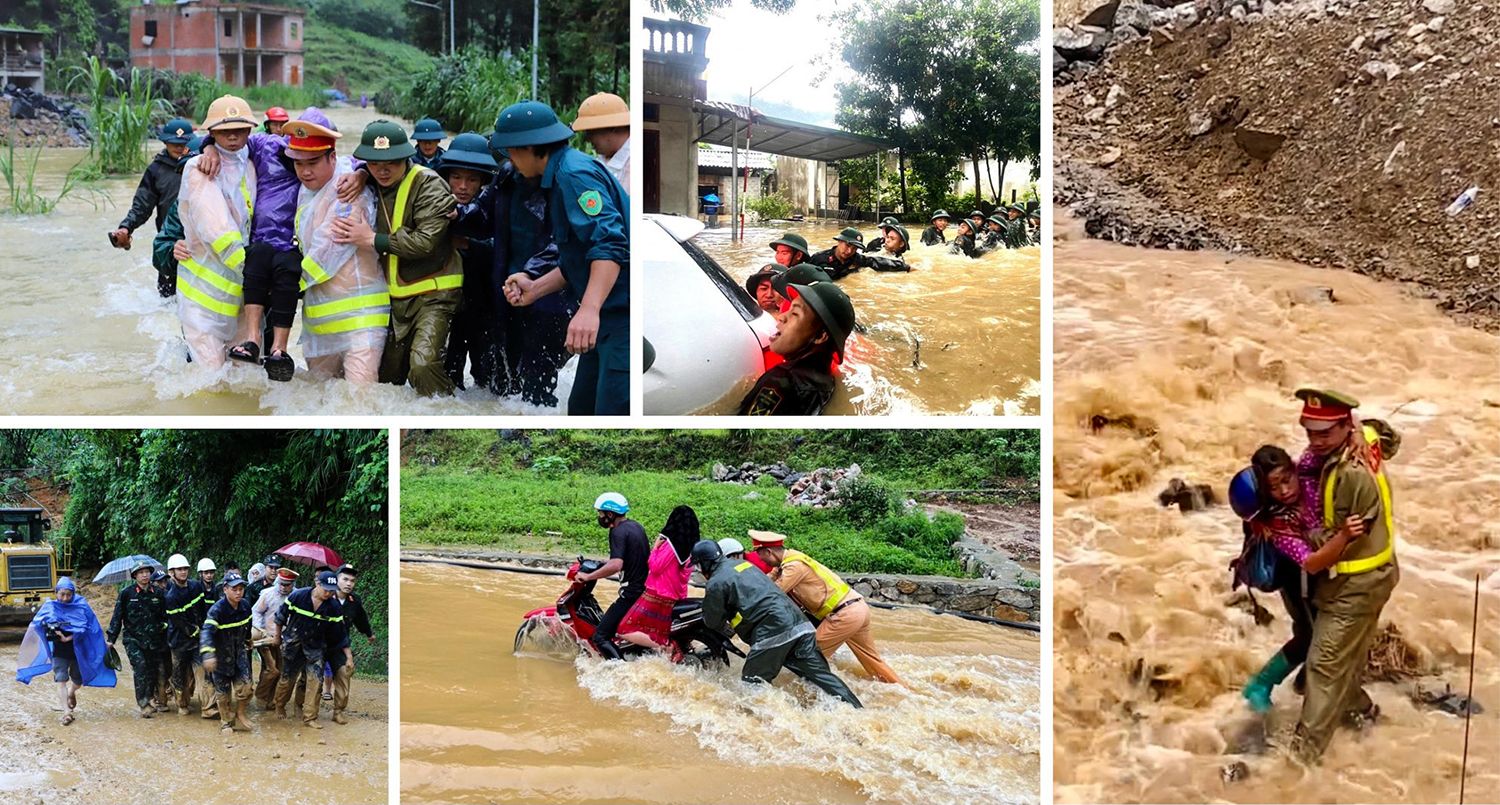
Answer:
0, 85, 92, 148
1054, 0, 1500, 329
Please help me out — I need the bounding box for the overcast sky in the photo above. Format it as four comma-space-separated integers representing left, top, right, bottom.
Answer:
694, 0, 860, 127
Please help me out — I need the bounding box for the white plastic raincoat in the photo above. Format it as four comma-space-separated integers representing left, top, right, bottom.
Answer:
176, 144, 256, 367
296, 156, 389, 383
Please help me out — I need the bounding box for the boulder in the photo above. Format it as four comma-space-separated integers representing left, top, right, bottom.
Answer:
1054, 25, 1112, 61
1234, 123, 1287, 160
1081, 0, 1122, 28
1115, 0, 1157, 31
1422, 0, 1454, 14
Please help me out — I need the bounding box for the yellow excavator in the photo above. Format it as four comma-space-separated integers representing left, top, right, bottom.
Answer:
0, 507, 72, 641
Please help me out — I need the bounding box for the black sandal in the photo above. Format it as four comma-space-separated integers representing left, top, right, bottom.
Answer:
228, 341, 261, 364
264, 350, 295, 382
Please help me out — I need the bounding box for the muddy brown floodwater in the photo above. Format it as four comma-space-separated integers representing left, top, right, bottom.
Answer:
0, 105, 572, 415
696, 222, 1040, 415
1051, 211, 1500, 803
0, 586, 388, 804
400, 561, 1040, 805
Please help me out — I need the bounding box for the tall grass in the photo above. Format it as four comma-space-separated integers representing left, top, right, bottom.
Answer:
387, 47, 537, 135
0, 141, 87, 215
167, 71, 322, 123
68, 56, 172, 176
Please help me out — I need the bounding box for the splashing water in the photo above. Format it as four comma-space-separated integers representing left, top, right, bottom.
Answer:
1052, 212, 1500, 803
401, 563, 1039, 804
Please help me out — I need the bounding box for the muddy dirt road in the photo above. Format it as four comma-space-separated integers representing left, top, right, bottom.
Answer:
0, 587, 388, 805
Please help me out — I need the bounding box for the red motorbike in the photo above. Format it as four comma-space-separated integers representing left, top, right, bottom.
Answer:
513, 557, 742, 668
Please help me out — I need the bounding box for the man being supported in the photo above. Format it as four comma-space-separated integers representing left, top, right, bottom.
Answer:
1289, 388, 1401, 763
200, 572, 255, 734
175, 95, 257, 367
285, 119, 389, 383
752, 531, 904, 684
694, 540, 862, 707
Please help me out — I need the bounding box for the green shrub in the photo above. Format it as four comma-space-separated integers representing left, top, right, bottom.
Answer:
833, 475, 897, 527
531, 455, 570, 479
745, 192, 794, 221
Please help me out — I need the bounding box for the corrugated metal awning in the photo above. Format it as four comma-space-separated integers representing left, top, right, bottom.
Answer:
692, 99, 889, 162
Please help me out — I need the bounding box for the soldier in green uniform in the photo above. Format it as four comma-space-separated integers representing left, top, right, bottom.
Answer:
864, 216, 899, 252
1288, 388, 1402, 763
693, 540, 861, 707
494, 100, 630, 416
106, 562, 168, 718
200, 572, 256, 734
949, 218, 982, 258
410, 118, 447, 168
333, 120, 462, 397
738, 279, 852, 416
805, 228, 906, 279
769, 232, 810, 268
1003, 204, 1031, 249
920, 210, 951, 246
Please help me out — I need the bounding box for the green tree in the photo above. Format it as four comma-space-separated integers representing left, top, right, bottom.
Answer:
650, 0, 796, 21
829, 0, 1039, 209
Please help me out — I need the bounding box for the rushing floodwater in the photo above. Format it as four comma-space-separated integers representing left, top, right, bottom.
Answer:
1052, 211, 1500, 803
400, 562, 1041, 805
0, 105, 572, 415
696, 222, 1040, 416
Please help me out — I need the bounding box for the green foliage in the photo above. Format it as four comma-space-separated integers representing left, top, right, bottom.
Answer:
531, 455, 570, 479
305, 0, 409, 40
403, 429, 1041, 494
833, 475, 897, 527
151, 71, 321, 124
69, 56, 173, 176
0, 141, 91, 215
302, 21, 434, 98
0, 430, 390, 676
401, 467, 965, 577
651, 0, 796, 20
744, 191, 794, 222
830, 0, 1040, 208
387, 46, 534, 135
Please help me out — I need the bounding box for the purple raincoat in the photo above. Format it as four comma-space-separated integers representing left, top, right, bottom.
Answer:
244, 106, 336, 251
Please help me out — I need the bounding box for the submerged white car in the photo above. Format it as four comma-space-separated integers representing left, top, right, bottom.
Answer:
641, 214, 777, 414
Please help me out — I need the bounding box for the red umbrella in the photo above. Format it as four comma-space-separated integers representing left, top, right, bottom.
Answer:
274, 541, 343, 570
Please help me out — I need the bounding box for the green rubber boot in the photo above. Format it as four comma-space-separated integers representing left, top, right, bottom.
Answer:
1242, 652, 1293, 713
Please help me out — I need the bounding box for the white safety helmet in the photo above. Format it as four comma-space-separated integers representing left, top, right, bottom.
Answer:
166, 553, 191, 571
593, 492, 629, 515
197, 558, 216, 572
717, 537, 745, 557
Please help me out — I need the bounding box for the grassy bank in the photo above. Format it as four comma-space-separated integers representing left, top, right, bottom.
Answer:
303, 22, 435, 100
401, 467, 967, 577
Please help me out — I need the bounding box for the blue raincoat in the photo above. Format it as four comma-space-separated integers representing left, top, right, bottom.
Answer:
16, 587, 116, 687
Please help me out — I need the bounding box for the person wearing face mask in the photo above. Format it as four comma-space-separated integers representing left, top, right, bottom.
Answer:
174, 95, 258, 368
282, 118, 389, 384
575, 492, 648, 660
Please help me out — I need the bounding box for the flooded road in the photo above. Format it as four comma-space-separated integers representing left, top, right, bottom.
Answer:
0, 585, 388, 804
697, 222, 1040, 416
1051, 211, 1500, 803
0, 105, 571, 415
400, 561, 1040, 805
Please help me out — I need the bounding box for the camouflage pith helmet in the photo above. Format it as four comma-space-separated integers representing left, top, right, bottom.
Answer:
353, 119, 417, 161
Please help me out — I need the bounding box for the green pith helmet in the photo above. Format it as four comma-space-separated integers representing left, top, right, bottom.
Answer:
436, 132, 499, 176
769, 232, 810, 256
968, 209, 984, 220
880, 216, 899, 226
930, 209, 951, 223
411, 117, 446, 141
887, 224, 910, 247
787, 281, 856, 356
986, 215, 1006, 227
833, 227, 863, 246
352, 119, 416, 161
958, 218, 977, 234
490, 100, 574, 150
744, 264, 780, 296
771, 263, 833, 296
159, 118, 195, 144
1007, 204, 1026, 217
